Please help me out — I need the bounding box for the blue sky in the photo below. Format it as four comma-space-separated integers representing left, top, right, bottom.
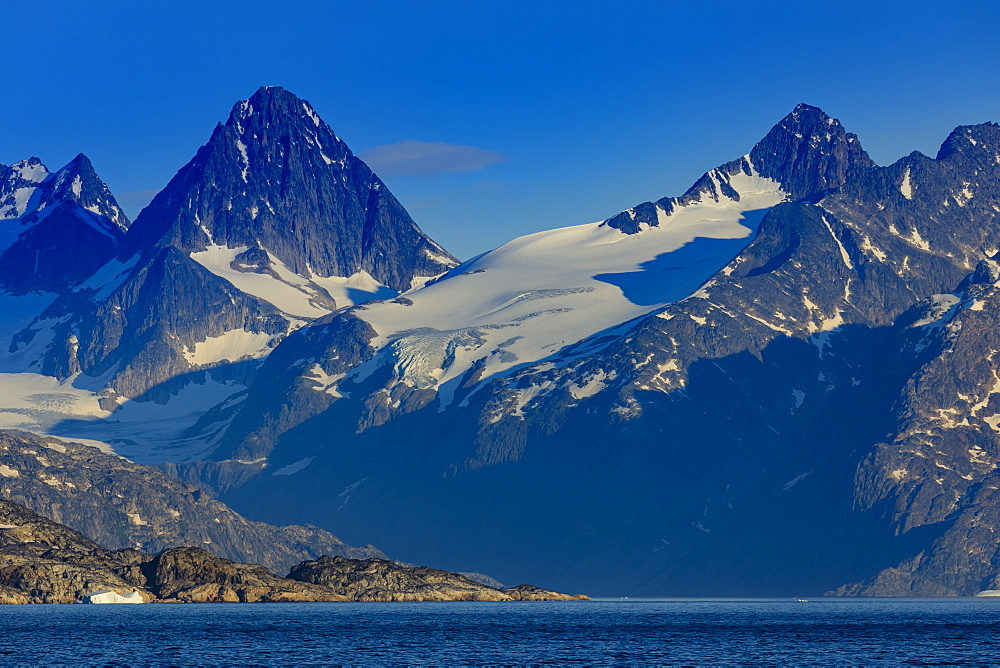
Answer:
5, 0, 1000, 260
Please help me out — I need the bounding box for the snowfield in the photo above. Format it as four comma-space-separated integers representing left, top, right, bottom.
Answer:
0, 156, 786, 462
353, 166, 787, 404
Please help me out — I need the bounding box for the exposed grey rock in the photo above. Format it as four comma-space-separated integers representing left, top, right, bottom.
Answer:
122, 86, 456, 291
0, 430, 384, 574
147, 546, 344, 602
287, 555, 587, 602
0, 498, 151, 604
604, 103, 873, 234
202, 110, 1000, 596
0, 154, 128, 294
840, 251, 1000, 596
14, 86, 457, 405
8, 99, 1000, 597
0, 500, 585, 604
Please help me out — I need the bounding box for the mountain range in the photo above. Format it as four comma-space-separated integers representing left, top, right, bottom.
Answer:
2, 87, 1000, 596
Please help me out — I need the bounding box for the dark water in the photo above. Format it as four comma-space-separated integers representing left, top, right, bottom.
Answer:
3, 598, 1000, 665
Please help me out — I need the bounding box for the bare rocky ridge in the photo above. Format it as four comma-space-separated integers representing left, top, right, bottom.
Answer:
0, 500, 587, 603
8, 97, 1000, 597
288, 555, 587, 602
199, 110, 1000, 597
0, 499, 154, 604
0, 430, 383, 574
18, 86, 458, 404
0, 154, 128, 295
836, 251, 1000, 596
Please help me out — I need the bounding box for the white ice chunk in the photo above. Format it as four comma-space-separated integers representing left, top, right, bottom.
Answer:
80, 590, 145, 604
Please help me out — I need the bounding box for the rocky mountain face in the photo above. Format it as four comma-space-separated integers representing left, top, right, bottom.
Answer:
0, 499, 348, 603
840, 250, 1000, 595
121, 86, 454, 291
0, 498, 150, 604
6, 94, 1000, 597
170, 109, 1000, 596
4, 86, 457, 412
603, 103, 873, 234
0, 154, 128, 294
200, 105, 860, 467
0, 430, 383, 574
0, 500, 585, 603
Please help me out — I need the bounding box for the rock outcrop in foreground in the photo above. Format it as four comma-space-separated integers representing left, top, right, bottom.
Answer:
0, 430, 384, 574
0, 501, 587, 603
288, 555, 588, 602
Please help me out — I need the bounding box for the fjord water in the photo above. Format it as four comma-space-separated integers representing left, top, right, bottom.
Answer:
3, 599, 1000, 664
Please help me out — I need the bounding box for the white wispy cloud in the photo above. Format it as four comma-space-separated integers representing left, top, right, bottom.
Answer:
359, 140, 505, 177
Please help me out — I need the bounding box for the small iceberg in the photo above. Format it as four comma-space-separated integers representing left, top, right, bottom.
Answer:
80, 590, 145, 604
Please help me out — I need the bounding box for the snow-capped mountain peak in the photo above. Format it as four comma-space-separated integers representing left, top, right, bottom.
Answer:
46, 154, 129, 230
348, 158, 787, 409
213, 104, 875, 452
1, 158, 50, 220
0, 88, 461, 458
1, 154, 128, 229
122, 86, 456, 293
0, 155, 129, 295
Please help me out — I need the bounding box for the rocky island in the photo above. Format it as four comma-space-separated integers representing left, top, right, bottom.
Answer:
0, 500, 587, 604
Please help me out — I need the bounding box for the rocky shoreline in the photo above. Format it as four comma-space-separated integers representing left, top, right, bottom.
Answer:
0, 500, 588, 604
0, 430, 385, 574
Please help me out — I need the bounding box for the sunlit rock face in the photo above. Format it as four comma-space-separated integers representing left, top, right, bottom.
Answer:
0, 497, 583, 603
6, 95, 1000, 598
192, 110, 1000, 596
0, 87, 458, 465
0, 430, 384, 574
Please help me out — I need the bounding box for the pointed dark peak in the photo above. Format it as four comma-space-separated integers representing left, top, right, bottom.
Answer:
66, 152, 91, 165
227, 87, 339, 141
748, 103, 874, 199
0, 150, 128, 235
18, 156, 45, 169
936, 122, 1000, 161
62, 152, 95, 174
50, 153, 97, 190
218, 88, 352, 179
603, 104, 875, 235
122, 88, 457, 291
41, 154, 130, 231
241, 86, 322, 118
789, 102, 831, 119
762, 104, 843, 149
243, 85, 305, 112
0, 152, 127, 293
